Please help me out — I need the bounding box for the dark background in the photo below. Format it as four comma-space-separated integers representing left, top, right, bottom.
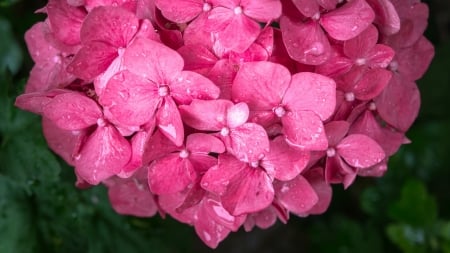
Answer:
1, 1, 449, 252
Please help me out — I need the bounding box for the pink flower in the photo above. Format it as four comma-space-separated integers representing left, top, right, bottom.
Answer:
232, 61, 336, 150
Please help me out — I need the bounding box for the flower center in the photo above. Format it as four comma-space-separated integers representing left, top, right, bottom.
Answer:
158, 85, 170, 97
355, 58, 366, 66
179, 149, 190, 158
234, 6, 242, 15
97, 118, 106, 127
250, 161, 259, 168
344, 92, 355, 102
389, 60, 398, 72
220, 127, 230, 136
273, 105, 286, 118
326, 147, 336, 157
203, 2, 211, 12
368, 101, 377, 111
305, 42, 324, 56
311, 12, 321, 21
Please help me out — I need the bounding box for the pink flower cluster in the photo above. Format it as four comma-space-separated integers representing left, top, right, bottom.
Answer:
16, 0, 434, 248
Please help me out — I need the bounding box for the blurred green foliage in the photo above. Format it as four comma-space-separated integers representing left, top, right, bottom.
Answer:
1, 1, 449, 252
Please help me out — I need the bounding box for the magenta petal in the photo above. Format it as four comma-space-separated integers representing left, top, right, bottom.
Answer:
337, 134, 385, 168
46, 0, 85, 45
228, 123, 269, 163
343, 25, 378, 59
366, 0, 400, 35
324, 120, 350, 147
353, 68, 392, 101
75, 125, 131, 185
365, 44, 395, 68
221, 166, 274, 216
262, 136, 310, 181
179, 99, 232, 131
100, 70, 159, 127
118, 128, 154, 178
274, 175, 318, 215
80, 6, 138, 47
396, 36, 435, 81
375, 74, 420, 132
186, 133, 225, 154
320, 0, 375, 41
284, 72, 336, 120
292, 0, 320, 17
68, 41, 118, 80
124, 37, 184, 82
142, 130, 180, 164
42, 92, 102, 130
148, 154, 196, 194
194, 207, 231, 249
201, 155, 245, 195
280, 17, 331, 65
232, 61, 290, 110
242, 0, 282, 21
282, 111, 328, 151
202, 196, 245, 231
156, 97, 184, 147
177, 44, 218, 72
170, 71, 220, 105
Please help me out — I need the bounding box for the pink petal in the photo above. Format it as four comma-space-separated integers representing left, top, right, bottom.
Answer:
177, 44, 218, 72
343, 24, 378, 59
42, 117, 86, 166
283, 72, 336, 120
25, 22, 59, 64
324, 120, 350, 147
232, 61, 290, 111
179, 99, 232, 131
169, 70, 220, 105
303, 167, 332, 214
396, 36, 435, 81
201, 155, 246, 195
280, 17, 331, 65
186, 133, 225, 154
366, 0, 400, 35
80, 6, 138, 47
100, 70, 159, 127
325, 155, 357, 188
124, 37, 184, 82
226, 102, 249, 128
189, 154, 220, 173
148, 153, 197, 194
85, 0, 137, 12
227, 123, 270, 163
46, 0, 85, 45
282, 111, 328, 151
15, 90, 65, 114
142, 130, 181, 166
274, 175, 318, 215
201, 196, 245, 231
337, 134, 385, 168
221, 165, 274, 216
320, 0, 375, 41
291, 0, 320, 17
108, 177, 158, 217
155, 0, 203, 23
353, 68, 392, 101
156, 97, 184, 146
42, 92, 102, 130
67, 41, 118, 80
75, 125, 131, 185
374, 74, 420, 131
261, 136, 310, 181
194, 207, 231, 249
365, 44, 395, 68
241, 0, 282, 21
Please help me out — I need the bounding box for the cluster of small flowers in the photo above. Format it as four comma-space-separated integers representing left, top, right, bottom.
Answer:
16, 0, 434, 248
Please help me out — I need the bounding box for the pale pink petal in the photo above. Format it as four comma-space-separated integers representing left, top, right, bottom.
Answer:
179, 99, 232, 131
156, 97, 184, 146
42, 92, 102, 130
148, 154, 197, 194
303, 167, 332, 214
170, 71, 220, 105
320, 0, 375, 41
124, 37, 184, 82
283, 72, 336, 120
75, 125, 131, 185
337, 134, 385, 168
261, 136, 310, 181
280, 17, 331, 65
274, 175, 318, 215
186, 133, 225, 154
374, 74, 420, 131
155, 0, 203, 23
227, 123, 270, 162
226, 102, 249, 128
282, 111, 328, 151
100, 70, 159, 127
232, 61, 290, 111
80, 6, 139, 47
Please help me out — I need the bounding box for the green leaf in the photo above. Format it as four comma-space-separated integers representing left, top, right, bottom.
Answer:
386, 224, 427, 253
388, 180, 438, 227
0, 16, 23, 74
